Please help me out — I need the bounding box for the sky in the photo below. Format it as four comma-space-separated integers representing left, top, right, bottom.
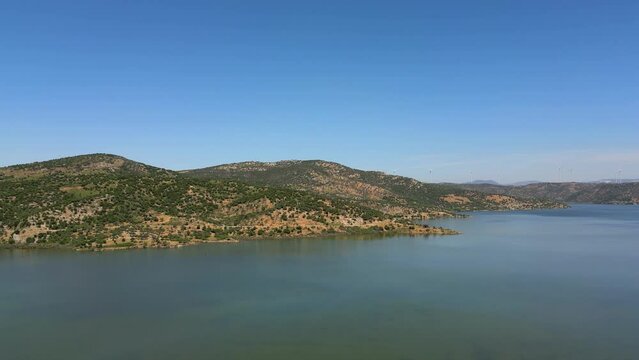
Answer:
1, 0, 637, 183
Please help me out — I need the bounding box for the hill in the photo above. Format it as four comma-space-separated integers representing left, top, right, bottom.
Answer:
1, 153, 164, 176
183, 160, 563, 215
461, 182, 639, 205
0, 155, 454, 250
466, 180, 500, 185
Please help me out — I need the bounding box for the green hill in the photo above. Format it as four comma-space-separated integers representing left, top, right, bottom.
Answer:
461, 182, 639, 205
0, 155, 452, 250
184, 160, 563, 216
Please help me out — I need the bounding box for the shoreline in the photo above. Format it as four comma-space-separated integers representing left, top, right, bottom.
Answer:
1, 204, 568, 252
1, 223, 459, 252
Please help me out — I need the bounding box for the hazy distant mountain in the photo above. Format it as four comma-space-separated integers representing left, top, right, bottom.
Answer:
466, 180, 500, 185
511, 180, 543, 186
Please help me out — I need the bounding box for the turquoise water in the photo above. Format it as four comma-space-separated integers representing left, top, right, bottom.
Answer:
1, 204, 638, 359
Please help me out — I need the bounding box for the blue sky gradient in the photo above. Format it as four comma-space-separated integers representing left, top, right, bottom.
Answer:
1, 0, 637, 183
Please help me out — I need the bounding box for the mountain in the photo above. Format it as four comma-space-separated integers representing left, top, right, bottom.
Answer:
0, 155, 455, 250
466, 180, 500, 185
511, 180, 542, 186
461, 182, 639, 205
183, 160, 563, 215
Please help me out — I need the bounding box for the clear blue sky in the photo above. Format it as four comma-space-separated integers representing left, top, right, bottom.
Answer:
1, 0, 637, 183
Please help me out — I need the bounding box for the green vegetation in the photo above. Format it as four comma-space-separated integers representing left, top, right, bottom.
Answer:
1, 154, 564, 250
0, 155, 410, 249
184, 160, 564, 214
460, 182, 639, 205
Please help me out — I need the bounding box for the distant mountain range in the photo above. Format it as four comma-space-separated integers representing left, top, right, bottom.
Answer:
511, 180, 543, 186
0, 155, 561, 250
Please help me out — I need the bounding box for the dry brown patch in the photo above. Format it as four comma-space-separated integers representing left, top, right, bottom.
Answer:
440, 194, 471, 204
486, 194, 515, 204
60, 185, 84, 192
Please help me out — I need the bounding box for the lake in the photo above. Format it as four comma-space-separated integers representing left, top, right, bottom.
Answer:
1, 204, 638, 359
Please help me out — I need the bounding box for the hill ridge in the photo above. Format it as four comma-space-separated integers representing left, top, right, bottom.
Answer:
184, 158, 562, 215
1, 153, 167, 177
461, 182, 639, 205
1, 154, 460, 250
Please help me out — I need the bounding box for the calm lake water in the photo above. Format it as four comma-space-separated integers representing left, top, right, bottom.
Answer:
1, 204, 638, 359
